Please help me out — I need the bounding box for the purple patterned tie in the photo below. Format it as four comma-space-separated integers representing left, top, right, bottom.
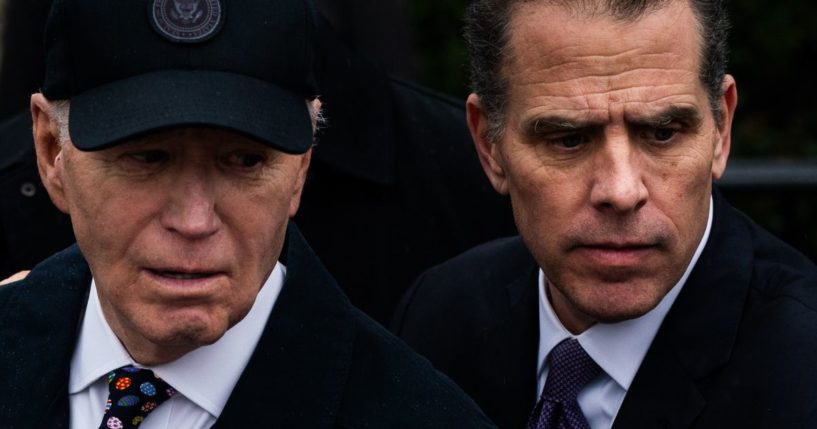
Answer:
98, 365, 177, 429
527, 339, 601, 429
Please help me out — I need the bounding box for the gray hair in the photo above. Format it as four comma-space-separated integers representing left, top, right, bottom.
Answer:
48, 98, 325, 147
464, 0, 730, 143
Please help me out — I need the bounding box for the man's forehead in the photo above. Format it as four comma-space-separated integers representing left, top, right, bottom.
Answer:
502, 1, 703, 90
504, 0, 701, 72
511, 0, 674, 21
504, 0, 676, 22
499, 0, 712, 128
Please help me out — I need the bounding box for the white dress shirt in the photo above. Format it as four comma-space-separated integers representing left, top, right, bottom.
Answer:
536, 199, 713, 429
69, 263, 286, 429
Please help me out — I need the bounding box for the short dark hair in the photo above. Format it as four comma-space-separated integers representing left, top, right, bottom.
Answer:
464, 0, 730, 142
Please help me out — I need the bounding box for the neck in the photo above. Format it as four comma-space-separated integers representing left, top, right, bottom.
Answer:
99, 300, 193, 366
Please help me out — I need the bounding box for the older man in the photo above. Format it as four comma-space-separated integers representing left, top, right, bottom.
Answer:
394, 0, 817, 428
0, 0, 495, 427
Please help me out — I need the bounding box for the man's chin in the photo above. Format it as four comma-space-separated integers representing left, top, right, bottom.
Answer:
156, 321, 228, 346
560, 271, 678, 320
137, 320, 228, 359
575, 294, 665, 324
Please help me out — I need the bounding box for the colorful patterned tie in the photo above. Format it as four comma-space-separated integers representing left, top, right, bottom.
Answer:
98, 365, 177, 429
527, 338, 601, 429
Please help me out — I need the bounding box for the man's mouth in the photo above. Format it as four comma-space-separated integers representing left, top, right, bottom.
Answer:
573, 242, 659, 266
154, 271, 217, 280
147, 269, 224, 281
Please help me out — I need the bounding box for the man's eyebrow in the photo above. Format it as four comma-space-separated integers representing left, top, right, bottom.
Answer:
521, 116, 602, 137
520, 106, 704, 137
629, 106, 704, 128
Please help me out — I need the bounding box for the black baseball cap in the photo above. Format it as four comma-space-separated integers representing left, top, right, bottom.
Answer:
42, 0, 319, 154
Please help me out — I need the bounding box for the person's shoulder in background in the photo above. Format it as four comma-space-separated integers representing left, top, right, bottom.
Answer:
295, 15, 516, 325
391, 236, 533, 367
0, 111, 75, 279
340, 302, 499, 428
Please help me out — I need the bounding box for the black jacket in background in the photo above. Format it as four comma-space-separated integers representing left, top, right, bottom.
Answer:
0, 112, 75, 277
296, 20, 516, 324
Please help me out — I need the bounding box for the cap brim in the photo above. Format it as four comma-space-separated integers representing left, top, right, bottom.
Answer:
68, 70, 313, 154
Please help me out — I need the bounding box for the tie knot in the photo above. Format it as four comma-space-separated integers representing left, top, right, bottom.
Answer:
100, 366, 177, 429
543, 339, 600, 402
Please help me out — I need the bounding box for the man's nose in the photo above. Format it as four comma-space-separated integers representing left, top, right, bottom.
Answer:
160, 170, 221, 239
589, 137, 648, 214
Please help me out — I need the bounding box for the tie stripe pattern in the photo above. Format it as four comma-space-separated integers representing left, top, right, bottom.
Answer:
98, 365, 177, 429
527, 338, 601, 429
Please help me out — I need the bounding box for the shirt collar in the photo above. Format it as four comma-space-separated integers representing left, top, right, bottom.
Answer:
537, 197, 714, 390
69, 262, 286, 418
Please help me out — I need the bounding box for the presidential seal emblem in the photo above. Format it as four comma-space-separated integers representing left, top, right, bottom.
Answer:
151, 0, 224, 43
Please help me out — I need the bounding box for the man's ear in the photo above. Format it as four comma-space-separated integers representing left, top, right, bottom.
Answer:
466, 93, 509, 195
711, 75, 737, 180
288, 149, 312, 218
31, 94, 70, 213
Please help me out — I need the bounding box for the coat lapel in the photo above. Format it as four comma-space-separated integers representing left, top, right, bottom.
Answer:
613, 190, 754, 428
0, 245, 91, 429
472, 249, 540, 429
213, 222, 357, 428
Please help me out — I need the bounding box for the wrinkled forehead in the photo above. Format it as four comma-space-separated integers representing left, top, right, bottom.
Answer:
503, 0, 702, 80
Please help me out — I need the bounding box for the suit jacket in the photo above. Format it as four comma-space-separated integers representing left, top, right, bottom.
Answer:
0, 222, 497, 428
393, 190, 817, 428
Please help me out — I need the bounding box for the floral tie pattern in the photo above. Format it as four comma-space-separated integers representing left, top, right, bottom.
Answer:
98, 365, 177, 429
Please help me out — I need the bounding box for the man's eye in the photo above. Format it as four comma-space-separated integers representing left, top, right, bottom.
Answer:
229, 153, 265, 168
128, 151, 167, 163
647, 128, 678, 142
551, 134, 586, 149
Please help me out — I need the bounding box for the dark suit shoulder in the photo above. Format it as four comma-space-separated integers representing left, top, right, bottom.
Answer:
338, 307, 496, 428
391, 237, 539, 429
731, 205, 817, 310
0, 244, 89, 337
391, 236, 534, 368
0, 245, 88, 303
396, 236, 532, 320
0, 245, 89, 426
